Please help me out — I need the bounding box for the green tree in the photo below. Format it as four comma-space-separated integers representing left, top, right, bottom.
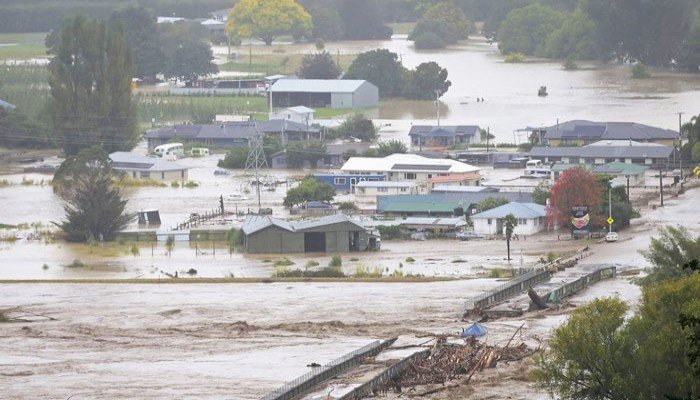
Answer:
476, 197, 509, 213
543, 8, 597, 60
0, 107, 50, 148
298, 0, 345, 40
227, 0, 312, 45
338, 0, 392, 40
409, 1, 471, 48
377, 139, 408, 156
334, 114, 377, 141
55, 150, 134, 242
109, 6, 162, 80
298, 51, 341, 79
503, 213, 517, 261
680, 15, 700, 73
681, 115, 700, 162
286, 140, 326, 168
159, 22, 218, 83
532, 181, 551, 205
639, 226, 700, 286
497, 3, 564, 56
344, 49, 408, 97
218, 147, 250, 169
403, 61, 452, 100
283, 176, 335, 208
48, 15, 138, 156
412, 31, 446, 49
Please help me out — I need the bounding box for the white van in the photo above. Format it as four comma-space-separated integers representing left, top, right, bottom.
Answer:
154, 143, 185, 160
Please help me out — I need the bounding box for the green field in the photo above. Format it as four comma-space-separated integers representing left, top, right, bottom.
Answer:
220, 51, 357, 76
0, 32, 48, 59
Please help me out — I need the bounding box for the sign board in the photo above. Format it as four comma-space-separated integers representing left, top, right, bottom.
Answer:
607, 217, 615, 225
571, 205, 590, 236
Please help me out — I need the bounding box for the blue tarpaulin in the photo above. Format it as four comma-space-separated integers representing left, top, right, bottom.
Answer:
461, 323, 488, 338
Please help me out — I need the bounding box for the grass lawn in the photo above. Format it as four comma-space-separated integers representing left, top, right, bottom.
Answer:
220, 52, 357, 76
135, 93, 269, 124
0, 32, 47, 44
0, 32, 48, 59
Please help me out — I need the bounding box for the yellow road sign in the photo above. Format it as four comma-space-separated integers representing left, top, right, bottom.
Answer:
607, 217, 615, 225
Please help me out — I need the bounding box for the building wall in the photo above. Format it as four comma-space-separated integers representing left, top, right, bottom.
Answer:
351, 82, 379, 109
473, 217, 544, 236
331, 92, 354, 109
121, 169, 188, 182
245, 227, 304, 254
356, 186, 415, 201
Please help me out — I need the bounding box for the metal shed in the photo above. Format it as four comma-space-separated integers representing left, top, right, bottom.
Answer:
270, 79, 379, 109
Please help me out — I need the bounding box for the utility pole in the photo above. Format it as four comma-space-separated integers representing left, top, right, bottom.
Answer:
268, 81, 273, 118
659, 165, 664, 207
244, 124, 268, 212
678, 112, 684, 189
248, 43, 252, 75
435, 90, 441, 127
486, 127, 490, 153
608, 187, 612, 233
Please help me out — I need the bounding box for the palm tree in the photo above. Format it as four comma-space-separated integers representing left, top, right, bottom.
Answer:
503, 213, 518, 262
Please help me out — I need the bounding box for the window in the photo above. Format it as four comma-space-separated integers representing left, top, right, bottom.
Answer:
400, 188, 407, 192
584, 158, 595, 164
334, 178, 346, 185
428, 174, 432, 179
377, 187, 388, 193
487, 219, 492, 225
140, 172, 150, 179
405, 173, 416, 180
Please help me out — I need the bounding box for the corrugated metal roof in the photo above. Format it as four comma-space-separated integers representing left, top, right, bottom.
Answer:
108, 152, 189, 172
540, 120, 677, 140
408, 125, 479, 137
530, 143, 673, 159
342, 154, 480, 174
242, 214, 365, 235
593, 161, 648, 175
377, 192, 533, 213
471, 202, 546, 219
431, 185, 493, 193
294, 214, 364, 231
271, 79, 372, 93
355, 181, 415, 188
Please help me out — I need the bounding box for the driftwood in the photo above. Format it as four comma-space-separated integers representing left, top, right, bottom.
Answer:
528, 286, 548, 310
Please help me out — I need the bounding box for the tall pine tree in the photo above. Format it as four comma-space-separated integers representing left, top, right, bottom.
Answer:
48, 15, 138, 156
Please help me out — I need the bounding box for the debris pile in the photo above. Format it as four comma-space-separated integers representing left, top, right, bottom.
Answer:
389, 336, 534, 390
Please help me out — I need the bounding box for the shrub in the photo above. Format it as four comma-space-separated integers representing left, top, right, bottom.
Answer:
184, 181, 199, 188
563, 58, 578, 70
171, 181, 180, 188
66, 259, 84, 268
413, 31, 445, 49
632, 63, 651, 79
329, 254, 342, 267
504, 52, 526, 63
405, 257, 415, 262
274, 258, 295, 267
377, 225, 402, 240
354, 265, 383, 278
273, 266, 345, 278
305, 260, 319, 268
547, 251, 557, 263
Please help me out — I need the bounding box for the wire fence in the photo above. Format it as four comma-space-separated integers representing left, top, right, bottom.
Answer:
260, 338, 396, 400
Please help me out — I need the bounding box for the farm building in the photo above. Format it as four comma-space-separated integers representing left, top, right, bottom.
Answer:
270, 79, 379, 109
109, 152, 189, 182
241, 214, 379, 254
471, 202, 547, 236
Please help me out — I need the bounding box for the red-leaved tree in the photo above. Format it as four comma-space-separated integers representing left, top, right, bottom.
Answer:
548, 167, 604, 230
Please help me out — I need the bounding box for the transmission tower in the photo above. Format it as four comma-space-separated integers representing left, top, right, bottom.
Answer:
244, 124, 268, 212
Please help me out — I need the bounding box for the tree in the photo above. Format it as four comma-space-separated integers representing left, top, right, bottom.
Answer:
0, 107, 49, 148
503, 213, 517, 261
543, 8, 597, 60
476, 197, 509, 213
344, 49, 408, 97
338, 0, 392, 40
682, 115, 700, 162
298, 51, 341, 79
334, 114, 377, 141
227, 0, 312, 45
298, 0, 345, 40
639, 226, 700, 286
412, 31, 445, 49
48, 15, 138, 156
532, 181, 551, 205
409, 1, 471, 48
403, 61, 452, 100
283, 176, 335, 208
497, 3, 564, 56
377, 139, 408, 156
109, 6, 162, 81
537, 273, 700, 400
55, 150, 134, 242
286, 140, 326, 168
547, 167, 604, 230
680, 15, 700, 72
159, 22, 218, 83
218, 147, 250, 169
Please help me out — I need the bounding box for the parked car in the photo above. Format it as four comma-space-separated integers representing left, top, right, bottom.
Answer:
605, 232, 619, 242
456, 231, 484, 241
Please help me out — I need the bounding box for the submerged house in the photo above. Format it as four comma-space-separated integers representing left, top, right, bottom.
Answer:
527, 120, 678, 147
242, 214, 379, 253
471, 202, 547, 236
109, 152, 189, 182
530, 140, 674, 167
409, 125, 482, 148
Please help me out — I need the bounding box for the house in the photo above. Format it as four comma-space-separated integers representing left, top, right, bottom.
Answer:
376, 192, 533, 217
427, 172, 481, 189
241, 214, 379, 253
361, 217, 467, 237
109, 152, 189, 182
355, 181, 418, 201
145, 120, 320, 150
341, 154, 480, 192
269, 141, 370, 169
0, 99, 16, 110
593, 162, 648, 187
270, 79, 379, 109
527, 120, 678, 147
409, 125, 481, 148
270, 106, 315, 125
314, 173, 385, 192
530, 140, 674, 167
471, 202, 547, 236
209, 8, 230, 22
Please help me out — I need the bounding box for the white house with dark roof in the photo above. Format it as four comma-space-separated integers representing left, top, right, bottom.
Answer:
530, 140, 674, 166
270, 79, 378, 109
471, 202, 547, 236
109, 152, 189, 182
355, 180, 418, 201
527, 120, 678, 147
409, 125, 482, 148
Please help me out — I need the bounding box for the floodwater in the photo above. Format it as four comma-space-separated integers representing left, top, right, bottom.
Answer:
219, 34, 700, 143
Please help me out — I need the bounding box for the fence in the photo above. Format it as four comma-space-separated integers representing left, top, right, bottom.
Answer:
172, 208, 231, 231
260, 338, 397, 400
463, 268, 551, 317
337, 349, 431, 400
542, 265, 617, 303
